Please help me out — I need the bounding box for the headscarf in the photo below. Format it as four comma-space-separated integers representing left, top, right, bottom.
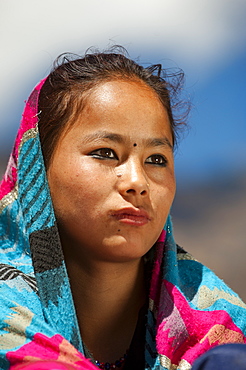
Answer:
1, 78, 246, 370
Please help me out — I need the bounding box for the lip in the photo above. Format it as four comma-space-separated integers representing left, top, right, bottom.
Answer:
110, 207, 151, 226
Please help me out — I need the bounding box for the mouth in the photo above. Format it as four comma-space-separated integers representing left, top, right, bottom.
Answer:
111, 208, 151, 226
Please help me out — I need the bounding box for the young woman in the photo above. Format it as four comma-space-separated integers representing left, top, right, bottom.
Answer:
1, 50, 246, 370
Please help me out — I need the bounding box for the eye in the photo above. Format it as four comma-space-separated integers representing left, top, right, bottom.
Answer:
89, 148, 118, 160
145, 154, 167, 167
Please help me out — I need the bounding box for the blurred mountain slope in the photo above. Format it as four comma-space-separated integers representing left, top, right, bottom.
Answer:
172, 172, 246, 301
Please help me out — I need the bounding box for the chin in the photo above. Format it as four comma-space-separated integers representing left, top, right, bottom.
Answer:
103, 235, 152, 262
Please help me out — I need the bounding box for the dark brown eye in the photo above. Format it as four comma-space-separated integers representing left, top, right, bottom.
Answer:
89, 148, 118, 160
145, 155, 167, 167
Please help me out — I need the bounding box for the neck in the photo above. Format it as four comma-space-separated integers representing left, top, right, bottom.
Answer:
64, 254, 146, 363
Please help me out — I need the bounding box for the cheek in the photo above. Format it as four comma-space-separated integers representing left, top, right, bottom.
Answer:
49, 163, 112, 215
154, 178, 176, 215
160, 170, 176, 197
169, 177, 176, 201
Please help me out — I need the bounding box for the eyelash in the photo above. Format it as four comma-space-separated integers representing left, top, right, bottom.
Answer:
89, 148, 118, 160
89, 148, 167, 167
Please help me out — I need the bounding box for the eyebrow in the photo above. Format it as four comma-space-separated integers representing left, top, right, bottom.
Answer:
145, 137, 173, 150
82, 131, 124, 144
82, 130, 173, 149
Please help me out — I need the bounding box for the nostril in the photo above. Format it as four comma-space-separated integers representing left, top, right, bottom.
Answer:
140, 190, 147, 195
126, 189, 135, 194
125, 188, 148, 195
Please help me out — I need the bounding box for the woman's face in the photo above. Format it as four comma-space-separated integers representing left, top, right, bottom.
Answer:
47, 80, 176, 265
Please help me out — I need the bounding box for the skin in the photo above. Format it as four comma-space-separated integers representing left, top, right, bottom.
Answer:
47, 79, 176, 362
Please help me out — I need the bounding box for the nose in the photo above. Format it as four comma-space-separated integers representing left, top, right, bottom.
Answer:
117, 159, 149, 197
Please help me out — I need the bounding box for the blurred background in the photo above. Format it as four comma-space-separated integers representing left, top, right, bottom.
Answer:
1, 0, 245, 299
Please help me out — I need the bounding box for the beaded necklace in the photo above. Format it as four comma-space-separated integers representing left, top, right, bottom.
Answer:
84, 344, 128, 369
95, 352, 128, 369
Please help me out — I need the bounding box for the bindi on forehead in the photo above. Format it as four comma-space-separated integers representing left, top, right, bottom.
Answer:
133, 143, 137, 147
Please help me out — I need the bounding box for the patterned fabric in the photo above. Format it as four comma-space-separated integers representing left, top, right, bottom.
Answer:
1, 78, 246, 370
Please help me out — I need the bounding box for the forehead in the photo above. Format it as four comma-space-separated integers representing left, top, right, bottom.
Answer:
83, 79, 168, 122
86, 79, 163, 109
59, 79, 173, 148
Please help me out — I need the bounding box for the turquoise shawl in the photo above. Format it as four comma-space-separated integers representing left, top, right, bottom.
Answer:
1, 79, 246, 370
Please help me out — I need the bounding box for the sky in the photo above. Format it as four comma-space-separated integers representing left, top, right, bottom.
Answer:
1, 0, 246, 186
